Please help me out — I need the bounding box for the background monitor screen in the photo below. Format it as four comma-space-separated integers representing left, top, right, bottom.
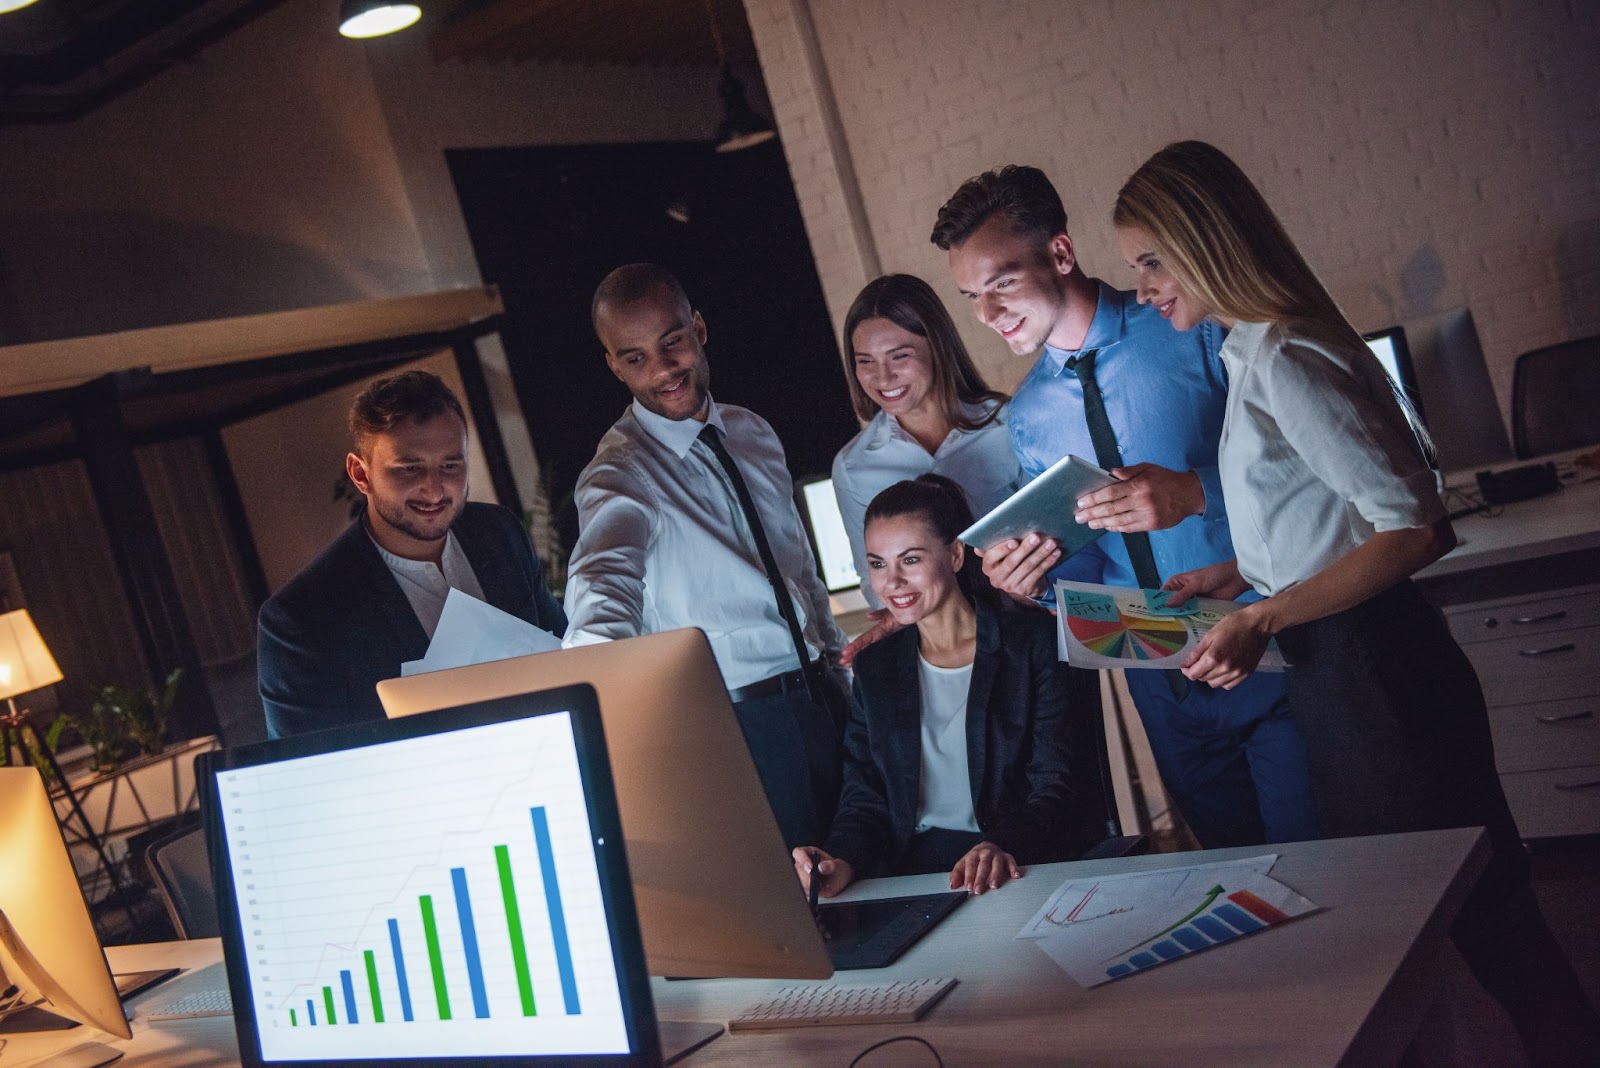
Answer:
212, 708, 636, 1062
1363, 326, 1427, 426
799, 477, 860, 592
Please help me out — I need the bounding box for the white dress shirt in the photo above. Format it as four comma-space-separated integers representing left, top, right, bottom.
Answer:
832, 400, 1023, 609
1218, 320, 1445, 597
370, 528, 485, 639
563, 397, 845, 691
914, 655, 980, 834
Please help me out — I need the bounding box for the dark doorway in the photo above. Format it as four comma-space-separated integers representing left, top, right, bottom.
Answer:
447, 139, 857, 556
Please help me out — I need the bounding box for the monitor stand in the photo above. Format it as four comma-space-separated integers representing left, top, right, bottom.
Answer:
660, 1019, 725, 1064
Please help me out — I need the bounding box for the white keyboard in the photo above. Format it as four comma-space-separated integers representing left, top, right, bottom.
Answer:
146, 988, 233, 1021
727, 977, 957, 1031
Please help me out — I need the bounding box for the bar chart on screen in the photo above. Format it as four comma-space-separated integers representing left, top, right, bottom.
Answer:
214, 712, 631, 1060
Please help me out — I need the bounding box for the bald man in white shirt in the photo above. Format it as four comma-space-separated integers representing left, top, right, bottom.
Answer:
563, 264, 847, 847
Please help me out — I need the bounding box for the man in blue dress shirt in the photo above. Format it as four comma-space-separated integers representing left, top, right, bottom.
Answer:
930, 165, 1315, 847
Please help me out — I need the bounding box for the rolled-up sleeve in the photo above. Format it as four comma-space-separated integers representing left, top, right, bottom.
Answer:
1265, 340, 1444, 532
562, 458, 657, 647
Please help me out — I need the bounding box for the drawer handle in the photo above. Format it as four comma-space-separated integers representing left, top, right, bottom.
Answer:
1512, 610, 1568, 625
1554, 779, 1600, 792
1536, 710, 1594, 724
1536, 709, 1600, 725
1518, 643, 1577, 658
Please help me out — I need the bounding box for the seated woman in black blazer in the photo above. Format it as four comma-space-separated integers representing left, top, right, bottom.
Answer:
794, 474, 1095, 898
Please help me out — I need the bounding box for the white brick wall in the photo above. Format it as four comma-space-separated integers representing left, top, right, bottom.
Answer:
746, 0, 1600, 418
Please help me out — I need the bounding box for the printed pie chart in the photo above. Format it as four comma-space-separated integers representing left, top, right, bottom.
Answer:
1067, 609, 1188, 660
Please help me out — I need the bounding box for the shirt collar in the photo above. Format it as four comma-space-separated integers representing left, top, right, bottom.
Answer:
630, 395, 726, 458
369, 525, 456, 574
1040, 279, 1130, 376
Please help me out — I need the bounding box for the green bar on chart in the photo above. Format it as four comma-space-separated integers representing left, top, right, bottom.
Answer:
323, 985, 337, 1025
420, 894, 452, 1020
496, 844, 538, 1016
290, 1008, 297, 1027
364, 949, 386, 1023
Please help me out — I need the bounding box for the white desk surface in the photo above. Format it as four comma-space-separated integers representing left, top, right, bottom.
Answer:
4, 827, 1488, 1068
1418, 450, 1600, 579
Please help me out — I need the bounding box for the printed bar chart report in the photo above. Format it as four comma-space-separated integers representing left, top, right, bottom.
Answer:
214, 712, 632, 1060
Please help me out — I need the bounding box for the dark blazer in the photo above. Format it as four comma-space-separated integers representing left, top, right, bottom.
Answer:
258, 502, 567, 739
824, 600, 1097, 877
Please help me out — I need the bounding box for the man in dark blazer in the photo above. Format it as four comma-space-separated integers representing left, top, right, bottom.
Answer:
258, 371, 565, 739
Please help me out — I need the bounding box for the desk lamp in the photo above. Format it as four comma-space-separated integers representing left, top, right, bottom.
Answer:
0, 610, 132, 923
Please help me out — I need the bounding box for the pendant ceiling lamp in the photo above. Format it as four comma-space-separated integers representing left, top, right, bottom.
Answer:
0, 0, 42, 13
704, 0, 774, 153
339, 0, 421, 39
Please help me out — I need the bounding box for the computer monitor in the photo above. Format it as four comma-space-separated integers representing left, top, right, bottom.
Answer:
198, 683, 662, 1067
795, 476, 860, 593
0, 767, 131, 1040
1362, 326, 1428, 429
377, 629, 833, 981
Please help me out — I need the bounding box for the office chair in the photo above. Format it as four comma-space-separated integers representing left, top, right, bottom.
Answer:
1511, 336, 1600, 458
144, 825, 220, 939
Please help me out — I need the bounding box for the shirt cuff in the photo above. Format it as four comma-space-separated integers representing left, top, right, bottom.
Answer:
1195, 465, 1225, 522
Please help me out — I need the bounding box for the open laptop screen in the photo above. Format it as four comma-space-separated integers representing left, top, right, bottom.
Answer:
199, 685, 658, 1067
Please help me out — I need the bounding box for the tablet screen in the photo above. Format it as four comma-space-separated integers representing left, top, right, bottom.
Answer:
211, 708, 636, 1063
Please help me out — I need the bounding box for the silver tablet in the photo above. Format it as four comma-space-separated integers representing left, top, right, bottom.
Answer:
958, 454, 1116, 555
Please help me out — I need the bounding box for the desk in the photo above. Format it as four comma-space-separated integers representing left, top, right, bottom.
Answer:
5, 828, 1487, 1067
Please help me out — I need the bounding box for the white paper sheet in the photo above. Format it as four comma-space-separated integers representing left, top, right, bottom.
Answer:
400, 588, 562, 676
1018, 856, 1320, 987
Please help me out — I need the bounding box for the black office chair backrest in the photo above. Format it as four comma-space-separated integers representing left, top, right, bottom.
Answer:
1512, 336, 1600, 458
145, 825, 221, 940
1062, 666, 1148, 861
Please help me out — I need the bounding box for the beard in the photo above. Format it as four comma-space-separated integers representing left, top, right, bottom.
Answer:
372, 494, 462, 543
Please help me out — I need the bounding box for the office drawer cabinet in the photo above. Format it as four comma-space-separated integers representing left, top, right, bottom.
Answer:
1445, 587, 1600, 646
1489, 697, 1600, 774
1498, 765, 1600, 840
1443, 583, 1600, 838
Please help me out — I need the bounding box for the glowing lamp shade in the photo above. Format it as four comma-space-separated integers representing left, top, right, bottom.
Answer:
338, 0, 420, 38
0, 1, 42, 14
0, 610, 61, 704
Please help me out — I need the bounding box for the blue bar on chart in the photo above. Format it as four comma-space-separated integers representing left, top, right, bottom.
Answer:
306, 998, 316, 1026
388, 918, 415, 1022
451, 867, 492, 1019
340, 969, 358, 1024
1213, 903, 1264, 933
531, 806, 581, 1015
1192, 915, 1238, 943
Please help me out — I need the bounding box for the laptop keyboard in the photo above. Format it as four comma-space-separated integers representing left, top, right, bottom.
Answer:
727, 977, 957, 1031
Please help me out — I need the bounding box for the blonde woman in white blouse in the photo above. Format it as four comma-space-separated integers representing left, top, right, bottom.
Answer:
1110, 140, 1597, 1063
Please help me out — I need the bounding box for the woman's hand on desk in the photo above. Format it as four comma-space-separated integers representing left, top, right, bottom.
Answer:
950, 841, 1021, 895
792, 846, 854, 899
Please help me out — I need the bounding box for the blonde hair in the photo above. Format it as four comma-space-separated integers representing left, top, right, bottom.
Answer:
1113, 141, 1358, 344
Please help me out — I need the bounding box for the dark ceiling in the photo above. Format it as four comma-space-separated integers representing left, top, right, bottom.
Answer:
0, 0, 758, 123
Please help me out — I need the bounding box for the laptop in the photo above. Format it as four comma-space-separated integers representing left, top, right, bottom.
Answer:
377, 630, 961, 978
197, 682, 672, 1067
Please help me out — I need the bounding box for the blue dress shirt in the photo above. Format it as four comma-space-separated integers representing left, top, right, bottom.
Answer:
1007, 280, 1239, 592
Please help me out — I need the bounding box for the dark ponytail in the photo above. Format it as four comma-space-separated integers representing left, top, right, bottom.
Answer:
863, 474, 999, 609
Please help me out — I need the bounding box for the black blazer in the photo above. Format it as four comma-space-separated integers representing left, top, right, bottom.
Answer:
258, 502, 567, 739
824, 600, 1097, 877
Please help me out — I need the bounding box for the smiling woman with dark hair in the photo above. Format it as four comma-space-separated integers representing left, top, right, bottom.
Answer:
794, 474, 1096, 901
832, 274, 1022, 613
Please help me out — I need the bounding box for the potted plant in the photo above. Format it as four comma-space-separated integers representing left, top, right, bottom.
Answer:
45, 668, 182, 774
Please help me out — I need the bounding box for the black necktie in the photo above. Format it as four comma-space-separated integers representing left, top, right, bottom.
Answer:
697, 423, 823, 705
1068, 350, 1189, 699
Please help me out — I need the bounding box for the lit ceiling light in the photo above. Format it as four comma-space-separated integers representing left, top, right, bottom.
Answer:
339, 0, 421, 39
0, 0, 43, 13
713, 66, 776, 153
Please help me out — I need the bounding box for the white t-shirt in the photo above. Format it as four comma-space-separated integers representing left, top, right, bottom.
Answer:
914, 655, 980, 834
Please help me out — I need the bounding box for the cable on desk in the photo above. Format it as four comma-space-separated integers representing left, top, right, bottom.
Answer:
848, 1034, 944, 1067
